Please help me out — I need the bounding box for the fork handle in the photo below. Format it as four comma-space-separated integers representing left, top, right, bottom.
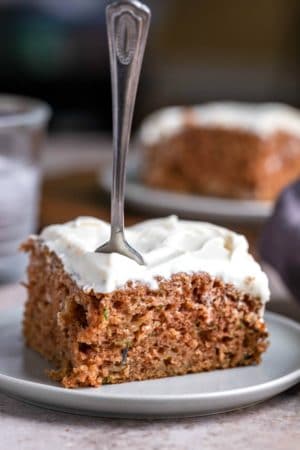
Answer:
106, 0, 151, 235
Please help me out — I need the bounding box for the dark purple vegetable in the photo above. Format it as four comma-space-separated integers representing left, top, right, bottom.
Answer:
260, 180, 300, 300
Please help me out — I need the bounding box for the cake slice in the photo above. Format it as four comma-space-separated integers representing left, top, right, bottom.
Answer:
140, 102, 300, 200
22, 216, 269, 388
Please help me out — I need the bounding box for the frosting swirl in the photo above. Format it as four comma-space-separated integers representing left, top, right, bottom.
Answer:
39, 216, 270, 305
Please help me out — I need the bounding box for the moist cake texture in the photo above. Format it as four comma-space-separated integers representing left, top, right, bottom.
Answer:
22, 216, 269, 388
140, 103, 300, 200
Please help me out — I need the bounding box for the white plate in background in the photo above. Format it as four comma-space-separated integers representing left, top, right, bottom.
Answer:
98, 156, 273, 223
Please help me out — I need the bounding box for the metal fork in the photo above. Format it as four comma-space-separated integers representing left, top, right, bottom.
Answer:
95, 0, 151, 264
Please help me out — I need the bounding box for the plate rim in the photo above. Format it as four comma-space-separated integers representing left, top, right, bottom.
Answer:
0, 310, 299, 403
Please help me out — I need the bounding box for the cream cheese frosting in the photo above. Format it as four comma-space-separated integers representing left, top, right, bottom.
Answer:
139, 102, 300, 145
39, 216, 270, 304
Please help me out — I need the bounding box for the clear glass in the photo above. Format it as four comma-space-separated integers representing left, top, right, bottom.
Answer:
0, 95, 51, 283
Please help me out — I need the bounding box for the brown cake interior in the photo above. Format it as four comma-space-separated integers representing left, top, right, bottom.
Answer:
22, 238, 268, 388
142, 126, 300, 200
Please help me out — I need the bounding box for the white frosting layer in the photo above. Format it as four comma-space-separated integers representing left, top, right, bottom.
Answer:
139, 102, 300, 145
40, 216, 269, 304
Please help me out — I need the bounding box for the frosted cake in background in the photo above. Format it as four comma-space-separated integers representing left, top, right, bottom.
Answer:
140, 102, 300, 201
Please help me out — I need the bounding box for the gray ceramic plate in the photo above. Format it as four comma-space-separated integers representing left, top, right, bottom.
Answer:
0, 308, 299, 418
99, 157, 273, 223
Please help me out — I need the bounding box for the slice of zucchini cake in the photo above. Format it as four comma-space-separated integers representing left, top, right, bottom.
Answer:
22, 216, 269, 388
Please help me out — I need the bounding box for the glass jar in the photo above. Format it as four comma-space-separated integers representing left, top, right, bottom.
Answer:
0, 95, 51, 283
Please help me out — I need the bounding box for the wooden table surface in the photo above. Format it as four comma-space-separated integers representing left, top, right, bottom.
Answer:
41, 171, 141, 228
39, 133, 144, 228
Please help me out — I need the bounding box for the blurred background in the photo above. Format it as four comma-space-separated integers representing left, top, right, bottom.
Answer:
1, 0, 299, 132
